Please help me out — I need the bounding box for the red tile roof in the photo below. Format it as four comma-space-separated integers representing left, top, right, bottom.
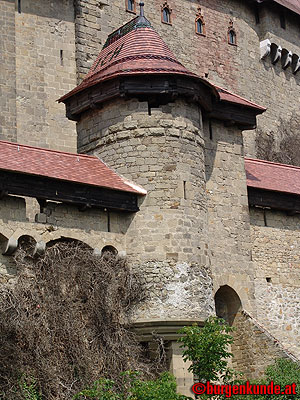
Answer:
59, 15, 265, 113
216, 86, 266, 112
59, 17, 204, 103
0, 141, 146, 195
245, 157, 300, 196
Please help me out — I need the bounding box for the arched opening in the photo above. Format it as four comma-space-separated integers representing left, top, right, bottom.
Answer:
195, 8, 205, 36
0, 233, 8, 254
214, 285, 241, 326
228, 29, 237, 45
17, 235, 36, 256
196, 18, 204, 35
101, 245, 118, 257
161, 3, 171, 24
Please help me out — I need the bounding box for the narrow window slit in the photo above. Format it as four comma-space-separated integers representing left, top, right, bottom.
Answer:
183, 181, 187, 200
107, 210, 111, 232
280, 12, 286, 29
263, 209, 267, 226
17, 0, 21, 13
209, 119, 213, 140
254, 5, 260, 24
60, 50, 64, 66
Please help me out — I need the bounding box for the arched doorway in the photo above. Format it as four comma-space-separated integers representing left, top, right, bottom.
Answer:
214, 285, 242, 325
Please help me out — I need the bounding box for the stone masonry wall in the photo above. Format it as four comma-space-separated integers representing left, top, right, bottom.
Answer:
2, 0, 299, 158
205, 119, 255, 313
231, 310, 291, 379
72, 0, 300, 162
0, 195, 128, 285
78, 97, 215, 323
14, 0, 77, 151
0, 0, 17, 142
250, 207, 300, 359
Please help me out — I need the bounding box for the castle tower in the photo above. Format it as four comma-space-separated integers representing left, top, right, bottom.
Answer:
60, 4, 265, 395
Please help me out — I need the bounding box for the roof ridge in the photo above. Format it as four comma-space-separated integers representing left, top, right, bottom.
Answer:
245, 157, 300, 170
103, 15, 152, 49
0, 140, 98, 160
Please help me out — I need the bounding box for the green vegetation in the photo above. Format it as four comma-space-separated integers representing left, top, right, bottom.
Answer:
1, 240, 299, 400
178, 316, 239, 384
241, 358, 300, 400
19, 376, 42, 400
73, 372, 191, 400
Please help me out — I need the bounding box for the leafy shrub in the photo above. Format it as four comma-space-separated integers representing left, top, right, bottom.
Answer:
178, 316, 238, 384
73, 372, 191, 400
241, 359, 300, 400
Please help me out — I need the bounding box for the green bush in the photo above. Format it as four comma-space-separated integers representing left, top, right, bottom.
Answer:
73, 371, 191, 400
178, 316, 238, 384
240, 358, 300, 400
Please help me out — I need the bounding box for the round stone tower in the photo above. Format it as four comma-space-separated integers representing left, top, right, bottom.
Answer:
60, 6, 217, 322
59, 5, 264, 395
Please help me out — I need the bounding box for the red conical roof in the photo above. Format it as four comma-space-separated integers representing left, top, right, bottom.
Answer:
59, 16, 203, 102
59, 13, 266, 118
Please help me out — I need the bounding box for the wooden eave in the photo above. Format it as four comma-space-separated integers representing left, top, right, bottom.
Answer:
248, 187, 300, 213
0, 170, 139, 212
208, 100, 265, 130
63, 75, 263, 129
63, 75, 215, 121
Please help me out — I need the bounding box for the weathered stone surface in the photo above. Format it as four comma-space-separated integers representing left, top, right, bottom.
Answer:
1, 0, 300, 394
250, 208, 300, 359
78, 98, 215, 322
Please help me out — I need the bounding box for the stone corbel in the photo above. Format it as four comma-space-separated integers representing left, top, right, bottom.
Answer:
281, 49, 292, 70
93, 248, 102, 256
270, 43, 282, 64
2, 237, 18, 256
33, 241, 46, 256
260, 39, 271, 59
292, 54, 300, 74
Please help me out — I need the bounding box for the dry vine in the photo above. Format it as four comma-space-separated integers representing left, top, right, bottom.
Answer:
0, 238, 155, 399
255, 114, 300, 166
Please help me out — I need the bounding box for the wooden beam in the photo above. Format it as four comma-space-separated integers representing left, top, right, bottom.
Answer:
0, 170, 139, 212
63, 75, 215, 120
209, 102, 258, 129
248, 187, 300, 213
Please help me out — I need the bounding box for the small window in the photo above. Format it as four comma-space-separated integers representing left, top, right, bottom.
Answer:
161, 2, 172, 24
195, 8, 205, 36
196, 20, 203, 34
227, 20, 237, 45
126, 0, 136, 13
228, 29, 236, 45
